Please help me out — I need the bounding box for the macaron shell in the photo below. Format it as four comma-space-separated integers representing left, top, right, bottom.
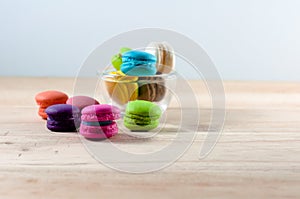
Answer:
80, 122, 118, 139
121, 64, 157, 76
46, 123, 77, 132
45, 104, 80, 120
35, 90, 68, 107
81, 104, 121, 122
66, 96, 99, 110
122, 50, 157, 63
47, 118, 80, 127
126, 100, 162, 117
82, 104, 120, 114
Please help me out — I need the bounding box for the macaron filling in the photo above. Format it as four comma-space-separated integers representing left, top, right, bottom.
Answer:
81, 120, 113, 126
124, 115, 158, 126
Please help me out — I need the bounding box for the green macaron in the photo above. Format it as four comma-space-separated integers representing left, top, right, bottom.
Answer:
124, 100, 162, 131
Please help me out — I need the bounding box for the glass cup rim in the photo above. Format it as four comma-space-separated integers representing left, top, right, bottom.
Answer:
100, 70, 177, 80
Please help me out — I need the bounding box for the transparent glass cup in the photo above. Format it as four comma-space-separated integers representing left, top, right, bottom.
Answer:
100, 70, 177, 113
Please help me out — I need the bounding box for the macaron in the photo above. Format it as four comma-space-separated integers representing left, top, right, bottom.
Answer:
137, 76, 166, 102
111, 47, 132, 70
124, 100, 162, 131
38, 107, 48, 119
80, 104, 121, 140
104, 71, 139, 105
146, 42, 175, 74
66, 96, 99, 111
45, 104, 80, 132
35, 90, 68, 119
121, 50, 157, 76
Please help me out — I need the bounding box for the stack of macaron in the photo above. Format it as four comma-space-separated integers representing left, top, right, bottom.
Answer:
105, 42, 175, 105
105, 42, 173, 131
35, 90, 68, 119
45, 104, 80, 132
80, 104, 121, 140
35, 92, 123, 139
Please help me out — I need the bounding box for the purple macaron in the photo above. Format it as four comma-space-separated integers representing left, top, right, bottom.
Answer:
45, 104, 81, 132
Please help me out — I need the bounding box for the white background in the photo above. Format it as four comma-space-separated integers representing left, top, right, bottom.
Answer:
1, 0, 300, 80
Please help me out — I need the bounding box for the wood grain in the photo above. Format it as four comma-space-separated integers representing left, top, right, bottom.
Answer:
0, 77, 300, 199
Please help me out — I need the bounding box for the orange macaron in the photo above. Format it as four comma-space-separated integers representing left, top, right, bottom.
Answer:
38, 107, 48, 119
35, 90, 68, 119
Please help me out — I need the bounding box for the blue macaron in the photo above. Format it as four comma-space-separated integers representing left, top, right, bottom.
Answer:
121, 50, 157, 76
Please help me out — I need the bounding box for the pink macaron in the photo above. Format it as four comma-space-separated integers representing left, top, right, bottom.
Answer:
80, 104, 120, 140
66, 96, 99, 111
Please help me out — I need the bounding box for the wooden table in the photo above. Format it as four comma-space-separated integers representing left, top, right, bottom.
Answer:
0, 77, 299, 199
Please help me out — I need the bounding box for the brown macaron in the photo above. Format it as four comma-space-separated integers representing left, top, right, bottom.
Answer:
146, 42, 175, 74
162, 42, 174, 73
137, 76, 166, 102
